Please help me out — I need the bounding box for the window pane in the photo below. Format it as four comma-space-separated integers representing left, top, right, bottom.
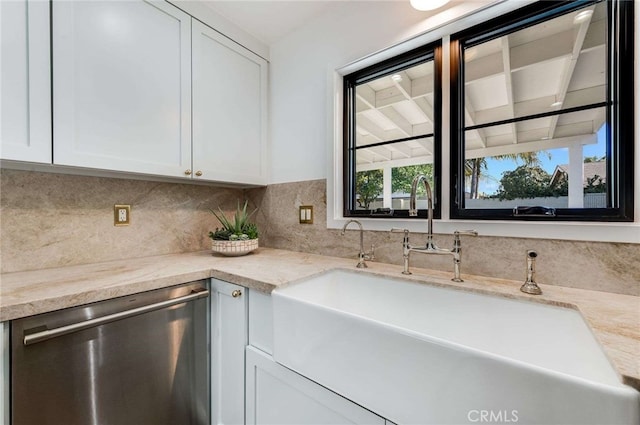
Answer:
464, 114, 608, 210
354, 136, 435, 211
355, 169, 383, 210
464, 2, 607, 128
354, 163, 435, 211
355, 61, 434, 146
392, 164, 434, 210
355, 137, 434, 166
466, 106, 606, 151
346, 41, 439, 217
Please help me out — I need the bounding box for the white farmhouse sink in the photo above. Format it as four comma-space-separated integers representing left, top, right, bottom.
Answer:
272, 269, 640, 425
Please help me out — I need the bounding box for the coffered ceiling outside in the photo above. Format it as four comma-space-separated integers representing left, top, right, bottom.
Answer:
354, 2, 606, 170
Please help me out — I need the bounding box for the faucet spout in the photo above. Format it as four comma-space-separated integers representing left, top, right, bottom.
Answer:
341, 219, 374, 268
409, 174, 436, 248
341, 219, 364, 254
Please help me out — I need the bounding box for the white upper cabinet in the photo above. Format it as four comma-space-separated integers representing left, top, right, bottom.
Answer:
52, 0, 192, 178
192, 20, 268, 185
0, 0, 52, 163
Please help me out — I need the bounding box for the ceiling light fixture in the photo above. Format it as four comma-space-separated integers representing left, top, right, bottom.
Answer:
550, 101, 563, 108
391, 74, 403, 82
410, 0, 450, 12
573, 9, 593, 24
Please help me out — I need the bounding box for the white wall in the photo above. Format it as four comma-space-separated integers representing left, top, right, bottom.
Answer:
269, 1, 494, 184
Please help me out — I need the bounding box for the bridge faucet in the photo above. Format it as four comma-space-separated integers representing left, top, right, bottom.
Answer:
341, 219, 374, 268
396, 174, 477, 281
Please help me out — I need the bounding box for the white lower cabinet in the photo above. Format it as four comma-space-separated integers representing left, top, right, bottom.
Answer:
246, 346, 386, 425
211, 279, 247, 425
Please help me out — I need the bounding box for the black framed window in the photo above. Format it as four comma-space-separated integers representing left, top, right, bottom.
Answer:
343, 42, 442, 218
450, 0, 633, 221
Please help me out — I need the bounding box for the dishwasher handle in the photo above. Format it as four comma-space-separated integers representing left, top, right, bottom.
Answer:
23, 288, 209, 346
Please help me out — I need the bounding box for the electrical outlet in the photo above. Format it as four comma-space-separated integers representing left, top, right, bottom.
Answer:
299, 205, 313, 224
114, 205, 130, 226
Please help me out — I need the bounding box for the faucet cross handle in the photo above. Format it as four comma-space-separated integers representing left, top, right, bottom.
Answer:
451, 230, 478, 283
390, 227, 410, 234
390, 228, 410, 244
453, 230, 478, 248
454, 230, 478, 237
365, 244, 375, 261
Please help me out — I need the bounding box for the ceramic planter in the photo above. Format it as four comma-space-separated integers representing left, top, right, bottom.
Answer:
211, 238, 258, 256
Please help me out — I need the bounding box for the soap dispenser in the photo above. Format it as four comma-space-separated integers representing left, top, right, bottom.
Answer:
520, 250, 542, 295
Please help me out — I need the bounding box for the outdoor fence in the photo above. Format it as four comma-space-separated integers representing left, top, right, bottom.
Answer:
359, 193, 607, 211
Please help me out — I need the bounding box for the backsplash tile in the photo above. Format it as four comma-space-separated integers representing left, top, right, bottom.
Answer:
0, 169, 242, 273
247, 179, 640, 296
3, 170, 638, 297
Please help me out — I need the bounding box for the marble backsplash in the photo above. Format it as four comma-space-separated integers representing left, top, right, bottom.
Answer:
247, 179, 640, 297
2, 170, 638, 296
0, 169, 243, 273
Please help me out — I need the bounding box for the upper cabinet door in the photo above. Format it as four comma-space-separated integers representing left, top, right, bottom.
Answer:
192, 20, 268, 185
1, 0, 52, 163
52, 0, 192, 178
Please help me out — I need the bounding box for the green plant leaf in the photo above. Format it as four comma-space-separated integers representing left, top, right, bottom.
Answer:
209, 200, 258, 240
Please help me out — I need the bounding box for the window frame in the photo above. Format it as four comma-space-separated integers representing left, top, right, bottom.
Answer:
449, 0, 634, 222
342, 41, 443, 219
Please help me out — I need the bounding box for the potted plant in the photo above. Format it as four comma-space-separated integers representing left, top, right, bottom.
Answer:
209, 201, 259, 256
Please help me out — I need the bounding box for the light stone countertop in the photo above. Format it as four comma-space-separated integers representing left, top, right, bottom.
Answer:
1, 247, 638, 390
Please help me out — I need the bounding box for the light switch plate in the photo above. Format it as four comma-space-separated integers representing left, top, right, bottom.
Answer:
114, 204, 131, 226
299, 205, 313, 224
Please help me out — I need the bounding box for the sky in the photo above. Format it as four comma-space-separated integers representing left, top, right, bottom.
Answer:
477, 126, 607, 196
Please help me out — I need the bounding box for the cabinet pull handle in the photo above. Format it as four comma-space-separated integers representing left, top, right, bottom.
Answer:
231, 289, 242, 298
184, 169, 192, 176
195, 170, 203, 177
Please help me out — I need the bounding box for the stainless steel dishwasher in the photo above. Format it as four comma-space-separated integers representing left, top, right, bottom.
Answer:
11, 280, 210, 425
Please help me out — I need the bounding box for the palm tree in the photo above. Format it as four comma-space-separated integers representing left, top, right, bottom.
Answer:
464, 158, 486, 199
465, 151, 551, 199
495, 151, 549, 167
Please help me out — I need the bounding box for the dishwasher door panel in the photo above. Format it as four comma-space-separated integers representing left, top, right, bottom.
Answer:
11, 281, 209, 425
